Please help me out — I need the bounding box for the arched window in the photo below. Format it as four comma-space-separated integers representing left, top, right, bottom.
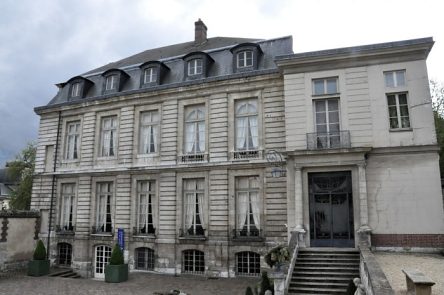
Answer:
182, 249, 204, 274
57, 242, 72, 266
236, 251, 260, 276
135, 247, 155, 270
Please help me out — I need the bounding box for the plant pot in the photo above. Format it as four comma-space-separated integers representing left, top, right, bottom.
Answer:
27, 260, 50, 276
105, 264, 128, 283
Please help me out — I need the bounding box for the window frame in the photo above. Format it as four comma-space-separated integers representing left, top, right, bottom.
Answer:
235, 98, 259, 151
236, 251, 260, 276
182, 249, 205, 275
105, 74, 117, 91
237, 50, 254, 68
386, 92, 411, 130
135, 247, 155, 271
99, 115, 118, 158
235, 176, 261, 236
184, 104, 206, 155
312, 77, 339, 96
64, 121, 81, 160
136, 180, 156, 235
144, 67, 158, 84
138, 110, 159, 155
230, 43, 262, 73
182, 178, 205, 236
59, 183, 76, 232
384, 70, 406, 88
71, 82, 81, 98
187, 58, 203, 76
93, 181, 114, 234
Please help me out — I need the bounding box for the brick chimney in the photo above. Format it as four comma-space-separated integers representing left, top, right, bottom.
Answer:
194, 19, 207, 45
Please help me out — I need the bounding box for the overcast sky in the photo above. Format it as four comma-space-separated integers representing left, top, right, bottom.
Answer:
0, 0, 443, 166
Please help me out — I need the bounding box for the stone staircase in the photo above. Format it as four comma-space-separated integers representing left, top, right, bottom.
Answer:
288, 248, 360, 294
49, 268, 81, 278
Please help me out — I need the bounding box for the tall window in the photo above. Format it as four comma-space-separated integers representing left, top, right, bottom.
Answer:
235, 99, 258, 151
237, 251, 260, 276
184, 105, 205, 154
137, 180, 155, 235
100, 116, 117, 157
188, 59, 203, 76
60, 183, 75, 231
313, 77, 338, 95
183, 250, 204, 274
387, 93, 410, 129
144, 67, 157, 84
105, 75, 117, 90
65, 121, 80, 160
384, 70, 406, 87
314, 99, 340, 148
71, 82, 81, 97
139, 111, 159, 154
236, 176, 260, 236
95, 182, 113, 233
237, 50, 253, 68
58, 243, 72, 266
136, 247, 155, 270
183, 179, 205, 236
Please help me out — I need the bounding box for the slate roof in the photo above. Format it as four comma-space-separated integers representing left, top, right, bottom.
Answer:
0, 169, 17, 185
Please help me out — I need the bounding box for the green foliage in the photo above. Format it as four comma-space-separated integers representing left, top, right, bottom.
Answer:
245, 286, 254, 295
109, 244, 124, 265
264, 245, 290, 268
7, 142, 36, 210
431, 80, 444, 176
33, 240, 47, 260
259, 271, 273, 295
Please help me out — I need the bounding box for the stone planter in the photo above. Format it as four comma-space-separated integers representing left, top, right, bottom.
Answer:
27, 260, 50, 276
105, 264, 128, 283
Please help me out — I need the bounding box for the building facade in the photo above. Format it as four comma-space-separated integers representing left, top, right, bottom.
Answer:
32, 20, 444, 279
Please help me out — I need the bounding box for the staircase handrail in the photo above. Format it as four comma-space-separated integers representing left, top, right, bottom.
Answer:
284, 231, 299, 295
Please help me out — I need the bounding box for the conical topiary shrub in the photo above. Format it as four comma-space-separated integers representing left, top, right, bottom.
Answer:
109, 244, 124, 265
105, 244, 128, 283
245, 286, 254, 295
260, 271, 273, 295
33, 239, 47, 260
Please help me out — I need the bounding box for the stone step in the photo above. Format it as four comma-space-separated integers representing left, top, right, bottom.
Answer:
294, 266, 359, 272
297, 257, 360, 262
295, 261, 360, 267
288, 286, 347, 294
60, 272, 80, 278
290, 281, 349, 288
48, 269, 72, 277
292, 275, 355, 282
292, 270, 359, 277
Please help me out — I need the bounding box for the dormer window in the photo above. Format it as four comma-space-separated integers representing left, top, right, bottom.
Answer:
231, 43, 262, 73
66, 76, 93, 100
144, 68, 157, 84
183, 52, 213, 80
105, 75, 117, 91
237, 50, 253, 68
188, 59, 203, 76
71, 82, 81, 97
139, 61, 169, 88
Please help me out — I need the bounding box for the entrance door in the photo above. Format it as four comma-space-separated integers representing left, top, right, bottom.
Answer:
309, 172, 354, 247
94, 245, 111, 279
58, 243, 72, 266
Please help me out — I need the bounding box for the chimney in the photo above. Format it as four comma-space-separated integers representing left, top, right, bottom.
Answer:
194, 19, 207, 45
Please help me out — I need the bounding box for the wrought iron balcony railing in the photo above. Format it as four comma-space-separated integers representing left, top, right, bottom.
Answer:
232, 149, 262, 160
306, 130, 351, 150
91, 225, 113, 235
179, 228, 206, 239
178, 153, 208, 163
232, 229, 263, 240
133, 226, 156, 236
55, 225, 75, 235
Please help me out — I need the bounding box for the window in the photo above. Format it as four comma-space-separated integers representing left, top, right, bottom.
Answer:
237, 50, 253, 68
100, 116, 117, 157
183, 179, 205, 236
95, 182, 113, 233
184, 105, 205, 154
313, 77, 338, 95
144, 67, 157, 84
235, 99, 258, 151
65, 121, 80, 160
188, 59, 203, 76
387, 93, 410, 129
237, 252, 260, 276
183, 250, 204, 274
385, 70, 406, 87
136, 180, 155, 235
105, 75, 117, 91
135, 247, 155, 270
236, 176, 260, 236
314, 99, 340, 148
60, 183, 75, 231
139, 111, 159, 154
71, 82, 81, 97
58, 243, 72, 266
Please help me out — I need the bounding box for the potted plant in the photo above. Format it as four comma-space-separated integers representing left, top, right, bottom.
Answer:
28, 239, 50, 276
105, 244, 128, 283
264, 245, 290, 272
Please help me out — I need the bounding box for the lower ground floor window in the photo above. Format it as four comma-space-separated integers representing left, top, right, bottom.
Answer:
183, 249, 204, 274
58, 242, 72, 266
135, 247, 155, 270
236, 251, 260, 276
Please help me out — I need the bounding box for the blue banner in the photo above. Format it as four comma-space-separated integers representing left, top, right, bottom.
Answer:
117, 228, 124, 251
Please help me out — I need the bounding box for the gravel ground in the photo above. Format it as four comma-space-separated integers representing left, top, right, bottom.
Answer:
375, 251, 444, 295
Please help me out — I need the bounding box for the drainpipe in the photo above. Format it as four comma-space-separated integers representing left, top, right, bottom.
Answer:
47, 111, 62, 259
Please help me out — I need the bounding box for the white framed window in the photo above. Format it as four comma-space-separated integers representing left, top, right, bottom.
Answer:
105, 75, 117, 90
60, 183, 75, 231
71, 82, 81, 97
387, 93, 410, 129
384, 70, 406, 88
236, 251, 260, 276
183, 249, 204, 274
183, 179, 205, 236
100, 116, 117, 157
65, 121, 81, 160
95, 182, 113, 233
188, 58, 203, 76
144, 67, 157, 84
237, 50, 253, 68
139, 111, 159, 154
184, 105, 205, 154
235, 99, 258, 151
136, 180, 155, 235
314, 99, 340, 148
236, 176, 260, 236
313, 77, 339, 95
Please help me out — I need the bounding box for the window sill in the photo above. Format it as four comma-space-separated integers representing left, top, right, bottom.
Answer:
311, 93, 340, 98
178, 236, 207, 241
90, 233, 113, 237
60, 159, 80, 164
136, 153, 159, 159
133, 234, 156, 239
389, 128, 413, 132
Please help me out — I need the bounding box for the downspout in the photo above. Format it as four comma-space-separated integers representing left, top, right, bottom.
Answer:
46, 111, 62, 259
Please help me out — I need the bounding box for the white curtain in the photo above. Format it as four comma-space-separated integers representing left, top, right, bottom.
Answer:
110, 130, 116, 156
139, 194, 147, 230
102, 131, 110, 156
98, 195, 106, 229
250, 192, 260, 229
197, 192, 204, 228
185, 193, 194, 230
62, 196, 70, 227
152, 125, 158, 153
249, 116, 258, 149
237, 192, 248, 230
140, 126, 149, 153
197, 121, 205, 152
185, 123, 195, 153
236, 117, 247, 150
